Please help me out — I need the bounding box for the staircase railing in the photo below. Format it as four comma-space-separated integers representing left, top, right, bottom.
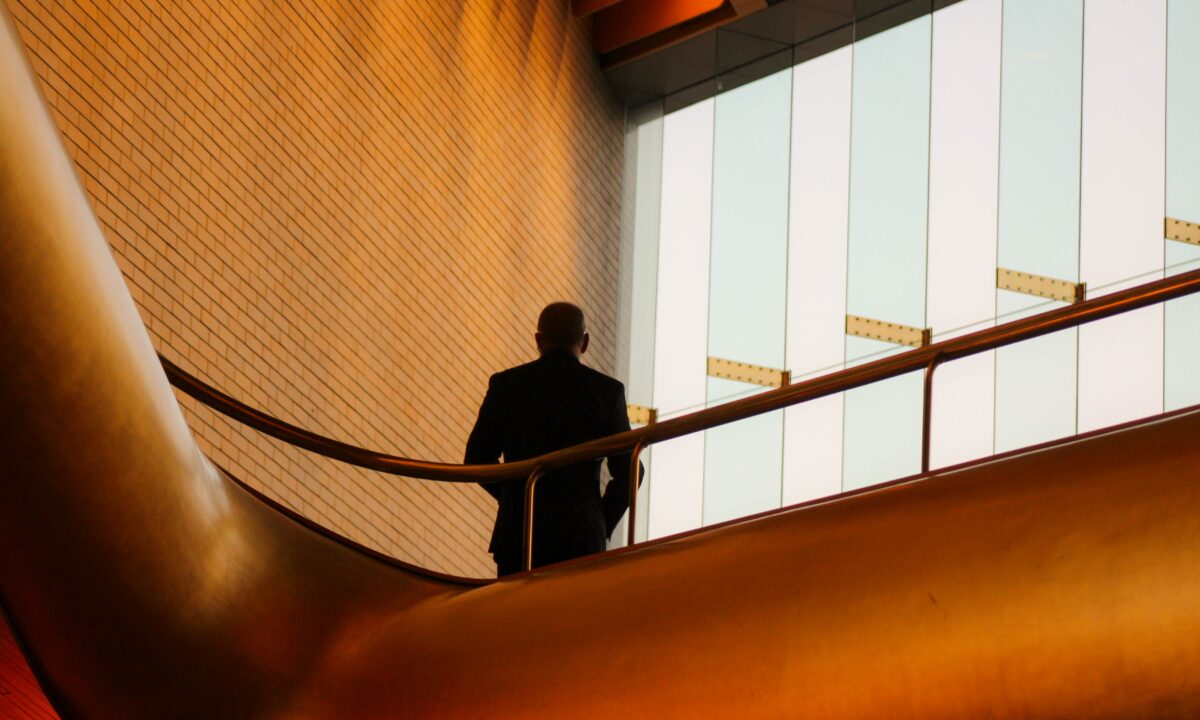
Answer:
162, 267, 1200, 572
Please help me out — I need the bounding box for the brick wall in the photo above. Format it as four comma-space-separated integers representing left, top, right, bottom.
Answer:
7, 0, 625, 578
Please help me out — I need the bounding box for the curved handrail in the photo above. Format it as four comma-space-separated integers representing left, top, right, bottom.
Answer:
163, 266, 1200, 485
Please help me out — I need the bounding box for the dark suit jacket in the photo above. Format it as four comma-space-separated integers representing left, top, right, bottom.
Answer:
464, 349, 639, 569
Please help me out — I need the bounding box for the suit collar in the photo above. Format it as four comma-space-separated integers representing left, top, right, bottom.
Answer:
538, 348, 581, 364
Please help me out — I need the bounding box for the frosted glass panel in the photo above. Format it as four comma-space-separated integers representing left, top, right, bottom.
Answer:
706, 70, 791, 368
843, 17, 931, 489
783, 47, 852, 505
926, 0, 1000, 468
995, 0, 1082, 450
1076, 0, 1166, 433
845, 17, 931, 328
843, 340, 923, 490
1167, 0, 1200, 226
617, 105, 664, 409
1079, 0, 1166, 294
997, 0, 1082, 282
994, 293, 1076, 453
648, 99, 714, 540
1165, 243, 1200, 411
703, 69, 791, 524
1166, 0, 1200, 411
703, 381, 783, 524
612, 104, 664, 546
929, 353, 995, 466
1078, 307, 1163, 432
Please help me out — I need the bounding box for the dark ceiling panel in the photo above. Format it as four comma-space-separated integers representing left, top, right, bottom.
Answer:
793, 4, 855, 44
601, 0, 963, 110
722, 2, 801, 45
715, 28, 791, 74
853, 0, 934, 42
604, 30, 720, 105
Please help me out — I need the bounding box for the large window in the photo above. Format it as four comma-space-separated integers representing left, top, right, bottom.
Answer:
616, 0, 1192, 544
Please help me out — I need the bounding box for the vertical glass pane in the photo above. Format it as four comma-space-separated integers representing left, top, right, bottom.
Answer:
703, 69, 791, 524
995, 0, 1083, 452
1166, 0, 1200, 411
843, 15, 932, 490
842, 340, 924, 490
648, 99, 715, 540
617, 105, 664, 414
783, 46, 852, 506
1165, 243, 1200, 411
926, 0, 1001, 468
1077, 0, 1166, 433
612, 103, 663, 546
995, 295, 1078, 455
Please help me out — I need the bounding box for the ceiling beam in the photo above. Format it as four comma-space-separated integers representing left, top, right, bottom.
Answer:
593, 0, 728, 55
571, 0, 625, 18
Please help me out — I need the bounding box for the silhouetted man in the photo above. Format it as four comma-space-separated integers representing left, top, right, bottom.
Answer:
465, 302, 641, 577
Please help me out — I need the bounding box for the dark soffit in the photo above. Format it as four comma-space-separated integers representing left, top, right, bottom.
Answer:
603, 0, 964, 111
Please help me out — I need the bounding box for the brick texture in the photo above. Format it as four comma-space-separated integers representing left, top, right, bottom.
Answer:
8, 0, 625, 578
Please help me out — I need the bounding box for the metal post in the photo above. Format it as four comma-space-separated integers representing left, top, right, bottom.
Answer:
921, 354, 943, 474
626, 441, 646, 547
522, 467, 544, 572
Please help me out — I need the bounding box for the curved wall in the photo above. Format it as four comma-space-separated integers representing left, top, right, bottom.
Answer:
6, 0, 624, 577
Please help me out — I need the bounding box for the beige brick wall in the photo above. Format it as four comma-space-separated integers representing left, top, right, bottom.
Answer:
8, 0, 625, 578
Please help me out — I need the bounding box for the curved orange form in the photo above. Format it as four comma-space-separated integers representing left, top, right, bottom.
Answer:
2, 4, 1200, 717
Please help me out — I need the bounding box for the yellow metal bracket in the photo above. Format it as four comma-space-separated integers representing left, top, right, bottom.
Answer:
845, 315, 931, 348
1166, 217, 1200, 247
706, 357, 790, 388
997, 267, 1086, 304
626, 404, 657, 426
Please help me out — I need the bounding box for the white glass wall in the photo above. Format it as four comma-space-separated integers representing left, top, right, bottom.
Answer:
647, 99, 714, 540
611, 102, 663, 546
1165, 0, 1200, 411
994, 0, 1083, 454
703, 69, 792, 524
925, 0, 1001, 469
1076, 0, 1166, 433
782, 46, 852, 505
842, 16, 931, 490
616, 0, 1200, 541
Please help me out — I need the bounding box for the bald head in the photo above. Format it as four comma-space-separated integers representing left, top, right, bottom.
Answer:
536, 302, 588, 356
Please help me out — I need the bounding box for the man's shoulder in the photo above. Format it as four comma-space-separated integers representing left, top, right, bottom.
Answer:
489, 358, 624, 394
489, 360, 541, 387
579, 365, 624, 395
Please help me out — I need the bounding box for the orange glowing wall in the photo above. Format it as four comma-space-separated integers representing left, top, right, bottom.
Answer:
6, 0, 624, 578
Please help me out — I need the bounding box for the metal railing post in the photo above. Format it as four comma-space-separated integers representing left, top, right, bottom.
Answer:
522, 467, 544, 572
921, 353, 943, 474
626, 441, 646, 547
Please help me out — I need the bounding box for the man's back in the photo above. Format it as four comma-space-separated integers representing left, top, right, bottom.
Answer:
465, 349, 634, 575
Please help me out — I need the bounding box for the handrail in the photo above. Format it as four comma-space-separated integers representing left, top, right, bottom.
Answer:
162, 267, 1200, 571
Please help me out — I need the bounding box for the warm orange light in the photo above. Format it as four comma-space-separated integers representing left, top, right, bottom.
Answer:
593, 0, 727, 54
571, 0, 626, 17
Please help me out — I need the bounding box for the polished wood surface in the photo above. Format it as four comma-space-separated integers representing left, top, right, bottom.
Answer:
2, 2, 1200, 717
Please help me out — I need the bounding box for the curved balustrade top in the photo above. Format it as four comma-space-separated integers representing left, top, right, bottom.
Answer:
163, 266, 1200, 483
